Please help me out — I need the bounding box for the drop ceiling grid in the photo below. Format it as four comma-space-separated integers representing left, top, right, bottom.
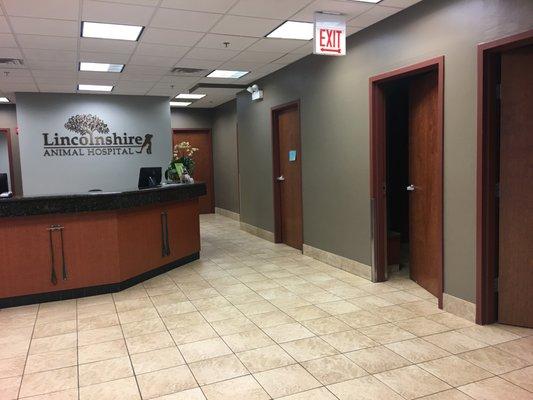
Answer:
0, 0, 420, 107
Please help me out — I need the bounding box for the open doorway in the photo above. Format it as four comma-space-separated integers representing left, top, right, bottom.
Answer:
370, 57, 444, 306
0, 128, 15, 195
477, 30, 533, 327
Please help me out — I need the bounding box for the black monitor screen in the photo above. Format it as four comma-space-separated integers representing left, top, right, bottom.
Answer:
138, 167, 162, 189
0, 173, 8, 193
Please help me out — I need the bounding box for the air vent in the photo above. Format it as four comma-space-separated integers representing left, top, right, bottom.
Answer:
170, 67, 209, 76
0, 58, 24, 66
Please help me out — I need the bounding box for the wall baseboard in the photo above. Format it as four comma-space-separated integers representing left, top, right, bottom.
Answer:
303, 244, 372, 281
443, 293, 476, 323
240, 221, 275, 242
215, 207, 240, 221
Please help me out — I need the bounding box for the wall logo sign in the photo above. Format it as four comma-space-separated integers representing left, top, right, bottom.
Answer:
42, 114, 154, 157
313, 13, 346, 56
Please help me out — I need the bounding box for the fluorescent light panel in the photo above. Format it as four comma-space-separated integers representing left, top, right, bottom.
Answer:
0, 97, 9, 103
350, 0, 381, 2
78, 84, 114, 92
82, 21, 143, 41
170, 101, 192, 107
176, 93, 206, 100
80, 62, 124, 73
267, 21, 314, 40
206, 70, 249, 79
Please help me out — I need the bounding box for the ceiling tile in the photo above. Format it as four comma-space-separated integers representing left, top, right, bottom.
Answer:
0, 47, 23, 58
292, 0, 373, 22
0, 69, 34, 83
0, 33, 17, 47
160, 0, 236, 13
17, 34, 78, 50
228, 0, 313, 19
129, 54, 180, 67
135, 43, 190, 58
24, 49, 77, 63
79, 51, 132, 64
119, 73, 161, 81
195, 34, 258, 51
25, 59, 77, 70
210, 15, 281, 37
79, 71, 122, 82
123, 65, 170, 75
3, 0, 80, 20
147, 84, 180, 96
37, 84, 76, 93
0, 16, 11, 33
290, 41, 313, 55
150, 8, 221, 32
32, 70, 78, 79
141, 28, 203, 46
220, 60, 264, 71
0, 82, 38, 92
185, 47, 240, 61
97, 0, 159, 6
79, 38, 137, 54
83, 0, 155, 26
157, 76, 199, 85
273, 53, 307, 65
9, 17, 78, 36
230, 50, 285, 63
348, 5, 401, 27
247, 38, 307, 53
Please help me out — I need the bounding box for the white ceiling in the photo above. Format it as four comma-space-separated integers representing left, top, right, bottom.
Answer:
0, 0, 422, 108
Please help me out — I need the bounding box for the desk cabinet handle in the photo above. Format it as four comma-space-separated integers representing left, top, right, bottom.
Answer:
161, 212, 170, 257
48, 228, 58, 285
47, 225, 68, 284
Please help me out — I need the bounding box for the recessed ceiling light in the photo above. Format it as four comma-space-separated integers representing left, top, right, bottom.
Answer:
78, 84, 114, 92
170, 101, 192, 107
80, 62, 124, 73
206, 70, 249, 79
267, 21, 314, 40
176, 93, 206, 100
0, 97, 9, 103
82, 21, 143, 41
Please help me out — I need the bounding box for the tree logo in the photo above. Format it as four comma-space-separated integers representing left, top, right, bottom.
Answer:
64, 114, 110, 141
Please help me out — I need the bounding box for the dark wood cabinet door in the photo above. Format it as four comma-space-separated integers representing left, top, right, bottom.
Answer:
173, 130, 214, 214
408, 71, 441, 297
498, 45, 533, 328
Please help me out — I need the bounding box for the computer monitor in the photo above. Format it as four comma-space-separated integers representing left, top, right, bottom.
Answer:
138, 167, 162, 190
0, 173, 8, 194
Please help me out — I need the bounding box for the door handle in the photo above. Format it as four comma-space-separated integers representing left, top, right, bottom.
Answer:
276, 176, 285, 182
406, 184, 415, 192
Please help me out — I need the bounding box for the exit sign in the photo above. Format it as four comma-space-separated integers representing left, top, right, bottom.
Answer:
313, 13, 346, 56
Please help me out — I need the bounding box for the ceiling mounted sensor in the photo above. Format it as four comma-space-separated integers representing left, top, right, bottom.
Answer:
0, 58, 24, 66
246, 84, 263, 102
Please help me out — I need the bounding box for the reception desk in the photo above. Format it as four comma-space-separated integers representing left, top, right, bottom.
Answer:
0, 183, 206, 308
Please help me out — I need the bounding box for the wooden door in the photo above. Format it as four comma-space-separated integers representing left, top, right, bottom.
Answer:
498, 45, 533, 328
274, 105, 303, 250
173, 130, 214, 214
408, 71, 441, 297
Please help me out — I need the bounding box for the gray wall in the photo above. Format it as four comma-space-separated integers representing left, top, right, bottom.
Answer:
212, 100, 239, 213
17, 93, 172, 195
171, 108, 212, 130
236, 0, 533, 303
0, 105, 22, 194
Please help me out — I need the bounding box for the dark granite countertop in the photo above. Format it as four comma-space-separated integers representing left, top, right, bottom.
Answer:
0, 183, 207, 218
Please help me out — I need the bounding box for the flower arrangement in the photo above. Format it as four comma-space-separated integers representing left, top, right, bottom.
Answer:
165, 141, 199, 182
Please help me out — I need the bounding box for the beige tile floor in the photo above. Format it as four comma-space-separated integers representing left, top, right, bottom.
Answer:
1, 214, 532, 400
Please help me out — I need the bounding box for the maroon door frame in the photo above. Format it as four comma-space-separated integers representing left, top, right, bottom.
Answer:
0, 128, 16, 195
369, 57, 445, 308
271, 100, 303, 245
476, 29, 533, 325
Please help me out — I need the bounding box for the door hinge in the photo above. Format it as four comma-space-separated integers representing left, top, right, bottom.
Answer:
495, 182, 500, 198
494, 277, 499, 292
496, 83, 502, 100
